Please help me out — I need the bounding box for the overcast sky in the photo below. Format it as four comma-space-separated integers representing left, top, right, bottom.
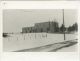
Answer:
3, 9, 77, 33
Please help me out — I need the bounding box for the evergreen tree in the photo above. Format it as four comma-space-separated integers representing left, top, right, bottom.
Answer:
74, 23, 78, 31
67, 23, 78, 32
60, 24, 66, 33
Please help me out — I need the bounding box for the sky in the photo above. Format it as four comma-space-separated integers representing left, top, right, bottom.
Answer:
3, 9, 77, 33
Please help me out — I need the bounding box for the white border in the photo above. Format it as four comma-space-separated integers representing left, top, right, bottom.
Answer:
1, 1, 80, 9
0, 1, 80, 61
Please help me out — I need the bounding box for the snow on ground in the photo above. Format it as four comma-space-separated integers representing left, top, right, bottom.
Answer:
3, 33, 78, 52
14, 40, 77, 52
57, 44, 78, 52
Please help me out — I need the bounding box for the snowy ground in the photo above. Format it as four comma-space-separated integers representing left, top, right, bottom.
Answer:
14, 40, 77, 52
3, 33, 78, 52
57, 44, 78, 52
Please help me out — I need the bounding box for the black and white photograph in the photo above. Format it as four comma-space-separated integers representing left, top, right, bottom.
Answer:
2, 0, 80, 1
3, 9, 78, 52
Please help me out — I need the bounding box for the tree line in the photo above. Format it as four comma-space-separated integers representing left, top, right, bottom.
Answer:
54, 22, 78, 33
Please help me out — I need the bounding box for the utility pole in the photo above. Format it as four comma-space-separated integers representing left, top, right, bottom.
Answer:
63, 9, 66, 40
49, 18, 51, 32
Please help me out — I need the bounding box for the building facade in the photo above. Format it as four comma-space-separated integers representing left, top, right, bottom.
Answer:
22, 21, 59, 33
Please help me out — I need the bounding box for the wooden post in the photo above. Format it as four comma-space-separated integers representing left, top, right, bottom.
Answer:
63, 9, 66, 40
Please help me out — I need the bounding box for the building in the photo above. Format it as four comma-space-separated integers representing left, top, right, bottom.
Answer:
22, 21, 59, 33
22, 27, 35, 33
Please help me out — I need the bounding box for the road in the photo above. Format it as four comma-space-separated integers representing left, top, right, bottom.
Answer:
14, 39, 77, 52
